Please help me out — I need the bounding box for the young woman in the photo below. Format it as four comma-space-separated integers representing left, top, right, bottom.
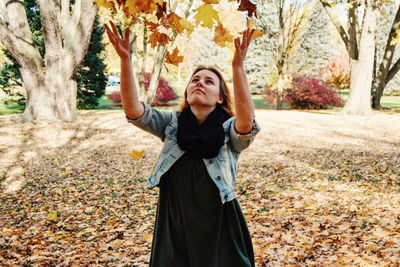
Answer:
104, 21, 260, 267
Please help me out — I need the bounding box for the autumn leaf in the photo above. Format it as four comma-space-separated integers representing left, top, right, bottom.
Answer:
156, 2, 167, 20
165, 47, 184, 66
93, 0, 114, 9
148, 31, 171, 48
129, 149, 145, 159
179, 18, 194, 35
194, 4, 220, 29
125, 0, 157, 15
251, 29, 263, 39
238, 0, 257, 18
145, 21, 160, 31
202, 0, 219, 3
213, 22, 234, 47
47, 212, 58, 221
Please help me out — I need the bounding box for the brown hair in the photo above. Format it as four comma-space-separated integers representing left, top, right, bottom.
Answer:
179, 66, 235, 117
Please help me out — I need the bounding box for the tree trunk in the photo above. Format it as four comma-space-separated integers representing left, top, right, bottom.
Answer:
276, 71, 284, 110
146, 45, 167, 105
341, 3, 378, 115
0, 0, 97, 122
371, 5, 400, 109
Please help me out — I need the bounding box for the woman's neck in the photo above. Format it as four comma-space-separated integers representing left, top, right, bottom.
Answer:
190, 105, 216, 125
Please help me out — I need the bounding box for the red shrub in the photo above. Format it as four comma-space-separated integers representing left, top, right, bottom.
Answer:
144, 73, 177, 106
106, 73, 177, 106
107, 91, 122, 103
284, 77, 343, 109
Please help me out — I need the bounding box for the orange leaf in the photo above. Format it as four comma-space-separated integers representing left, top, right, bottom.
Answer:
145, 21, 160, 31
194, 4, 220, 29
148, 31, 171, 48
126, 0, 157, 15
213, 22, 234, 47
165, 47, 184, 66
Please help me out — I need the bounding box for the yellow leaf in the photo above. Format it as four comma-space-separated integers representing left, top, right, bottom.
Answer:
129, 149, 145, 159
194, 4, 220, 29
202, 0, 219, 3
165, 47, 184, 66
213, 22, 234, 47
179, 18, 194, 35
251, 29, 263, 39
93, 0, 114, 9
143, 233, 152, 242
47, 212, 57, 220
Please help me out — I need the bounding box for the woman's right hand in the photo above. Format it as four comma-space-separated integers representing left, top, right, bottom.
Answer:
104, 21, 130, 60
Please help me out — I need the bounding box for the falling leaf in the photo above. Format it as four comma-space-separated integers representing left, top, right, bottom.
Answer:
179, 18, 194, 35
148, 31, 171, 48
251, 29, 263, 39
194, 4, 220, 29
129, 149, 145, 159
202, 0, 219, 3
155, 2, 167, 20
144, 21, 160, 31
165, 47, 184, 66
213, 22, 234, 47
93, 0, 114, 9
237, 0, 257, 18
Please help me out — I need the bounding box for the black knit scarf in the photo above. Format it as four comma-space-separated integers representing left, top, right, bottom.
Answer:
177, 106, 230, 159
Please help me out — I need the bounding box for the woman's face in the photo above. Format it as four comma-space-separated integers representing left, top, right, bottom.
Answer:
186, 69, 223, 108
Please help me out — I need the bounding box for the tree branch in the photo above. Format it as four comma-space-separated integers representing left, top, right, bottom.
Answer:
0, 0, 42, 68
320, 0, 351, 55
386, 57, 400, 84
64, 0, 97, 74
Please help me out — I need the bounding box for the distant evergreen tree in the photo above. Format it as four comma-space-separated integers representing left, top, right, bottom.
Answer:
0, 0, 106, 109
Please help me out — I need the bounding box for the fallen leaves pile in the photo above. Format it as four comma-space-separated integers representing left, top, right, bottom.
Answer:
0, 109, 399, 266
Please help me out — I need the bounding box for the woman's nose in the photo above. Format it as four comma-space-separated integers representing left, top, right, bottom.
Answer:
196, 80, 203, 87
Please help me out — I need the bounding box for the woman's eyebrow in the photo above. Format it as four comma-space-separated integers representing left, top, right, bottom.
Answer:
191, 75, 215, 81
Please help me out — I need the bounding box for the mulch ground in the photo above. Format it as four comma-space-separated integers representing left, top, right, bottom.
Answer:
0, 109, 399, 266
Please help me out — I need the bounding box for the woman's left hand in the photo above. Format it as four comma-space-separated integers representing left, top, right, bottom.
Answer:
232, 28, 255, 67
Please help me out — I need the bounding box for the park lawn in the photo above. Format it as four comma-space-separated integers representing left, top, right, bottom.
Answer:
0, 109, 399, 265
1, 94, 400, 114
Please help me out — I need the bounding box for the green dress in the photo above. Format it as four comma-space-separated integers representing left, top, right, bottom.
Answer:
149, 153, 255, 267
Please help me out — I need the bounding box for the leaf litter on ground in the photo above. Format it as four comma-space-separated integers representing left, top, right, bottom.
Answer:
0, 109, 399, 266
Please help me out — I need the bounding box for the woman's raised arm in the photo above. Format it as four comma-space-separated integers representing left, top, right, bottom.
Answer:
104, 21, 144, 119
232, 29, 255, 134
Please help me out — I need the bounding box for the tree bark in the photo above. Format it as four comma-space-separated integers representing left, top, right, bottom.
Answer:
341, 2, 378, 115
371, 4, 400, 109
0, 0, 97, 122
146, 45, 167, 105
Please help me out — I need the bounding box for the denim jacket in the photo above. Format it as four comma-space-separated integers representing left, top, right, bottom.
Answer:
127, 102, 261, 204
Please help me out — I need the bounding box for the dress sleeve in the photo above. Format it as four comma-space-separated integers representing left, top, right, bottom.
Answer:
227, 117, 261, 153
126, 101, 173, 141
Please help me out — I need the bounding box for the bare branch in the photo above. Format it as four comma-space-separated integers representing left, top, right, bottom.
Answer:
320, 0, 351, 55
386, 57, 400, 84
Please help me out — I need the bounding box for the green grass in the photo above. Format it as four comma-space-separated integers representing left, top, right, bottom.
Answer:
1, 93, 400, 115
0, 99, 23, 115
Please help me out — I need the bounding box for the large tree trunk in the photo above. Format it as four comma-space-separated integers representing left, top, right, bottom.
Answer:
371, 5, 400, 109
341, 3, 378, 115
0, 0, 97, 122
